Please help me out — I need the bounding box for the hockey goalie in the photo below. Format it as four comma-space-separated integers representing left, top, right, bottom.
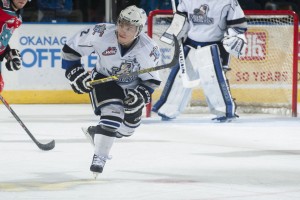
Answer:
152, 0, 248, 122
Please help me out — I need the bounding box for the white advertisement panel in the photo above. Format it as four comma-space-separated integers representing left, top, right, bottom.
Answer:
2, 23, 97, 90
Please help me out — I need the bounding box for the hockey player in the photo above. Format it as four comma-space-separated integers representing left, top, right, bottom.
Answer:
61, 5, 161, 177
0, 0, 30, 93
152, 0, 247, 122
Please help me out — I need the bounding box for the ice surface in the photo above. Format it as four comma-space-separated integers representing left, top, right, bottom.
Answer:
1, 104, 300, 200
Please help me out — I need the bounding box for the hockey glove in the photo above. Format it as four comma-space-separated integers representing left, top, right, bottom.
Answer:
5, 49, 21, 71
160, 12, 189, 45
222, 27, 247, 58
124, 85, 151, 114
65, 64, 92, 94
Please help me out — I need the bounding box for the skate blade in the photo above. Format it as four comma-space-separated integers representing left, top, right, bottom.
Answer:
93, 172, 99, 179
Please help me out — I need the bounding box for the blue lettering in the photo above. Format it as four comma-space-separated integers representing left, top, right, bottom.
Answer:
36, 49, 48, 67
19, 36, 68, 46
20, 48, 96, 69
36, 37, 43, 45
21, 48, 37, 68
28, 36, 34, 45
53, 37, 59, 45
22, 48, 62, 68
49, 49, 61, 67
44, 37, 51, 45
60, 37, 67, 45
20, 36, 27, 45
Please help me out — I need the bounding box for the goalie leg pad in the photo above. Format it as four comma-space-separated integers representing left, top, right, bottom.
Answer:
152, 64, 192, 119
194, 44, 236, 117
152, 61, 180, 113
183, 45, 202, 87
152, 47, 192, 119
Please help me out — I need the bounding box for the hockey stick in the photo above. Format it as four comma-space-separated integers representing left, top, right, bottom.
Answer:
169, 0, 199, 88
87, 34, 179, 86
0, 94, 55, 151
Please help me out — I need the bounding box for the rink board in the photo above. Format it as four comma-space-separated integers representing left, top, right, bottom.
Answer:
0, 23, 299, 105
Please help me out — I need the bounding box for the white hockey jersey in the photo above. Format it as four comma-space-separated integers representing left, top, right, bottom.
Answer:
178, 0, 246, 42
65, 23, 161, 90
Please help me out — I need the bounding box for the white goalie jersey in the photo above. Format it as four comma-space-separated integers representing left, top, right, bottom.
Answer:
178, 0, 247, 42
65, 23, 161, 90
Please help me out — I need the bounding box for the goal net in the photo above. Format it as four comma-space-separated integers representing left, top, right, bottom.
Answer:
146, 10, 299, 117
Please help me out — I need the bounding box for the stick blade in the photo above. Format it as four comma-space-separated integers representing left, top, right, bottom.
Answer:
37, 140, 55, 151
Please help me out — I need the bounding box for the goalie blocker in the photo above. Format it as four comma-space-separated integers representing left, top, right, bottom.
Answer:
160, 12, 189, 45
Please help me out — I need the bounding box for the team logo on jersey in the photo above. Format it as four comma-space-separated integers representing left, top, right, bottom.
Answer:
190, 4, 214, 25
110, 58, 140, 83
0, 24, 13, 52
150, 46, 160, 62
6, 17, 21, 29
93, 24, 106, 37
102, 47, 117, 56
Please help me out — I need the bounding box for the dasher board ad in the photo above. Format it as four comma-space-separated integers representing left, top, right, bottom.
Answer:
2, 23, 97, 90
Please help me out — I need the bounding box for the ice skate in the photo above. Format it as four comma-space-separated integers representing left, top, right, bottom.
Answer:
212, 114, 239, 123
90, 154, 107, 179
158, 113, 176, 121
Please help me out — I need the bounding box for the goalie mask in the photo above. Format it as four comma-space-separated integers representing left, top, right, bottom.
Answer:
117, 5, 147, 39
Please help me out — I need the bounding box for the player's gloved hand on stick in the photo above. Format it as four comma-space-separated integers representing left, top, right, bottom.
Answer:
65, 64, 92, 94
5, 49, 22, 71
124, 85, 151, 114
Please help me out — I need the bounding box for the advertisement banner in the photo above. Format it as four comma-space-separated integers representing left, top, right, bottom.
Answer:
1, 23, 97, 103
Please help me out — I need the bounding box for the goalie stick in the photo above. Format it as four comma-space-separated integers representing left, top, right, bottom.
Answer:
0, 94, 55, 151
87, 34, 179, 86
170, 0, 199, 88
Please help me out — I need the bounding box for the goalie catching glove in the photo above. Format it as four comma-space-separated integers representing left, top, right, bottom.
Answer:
124, 85, 151, 114
222, 27, 247, 58
65, 64, 92, 94
5, 49, 22, 71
